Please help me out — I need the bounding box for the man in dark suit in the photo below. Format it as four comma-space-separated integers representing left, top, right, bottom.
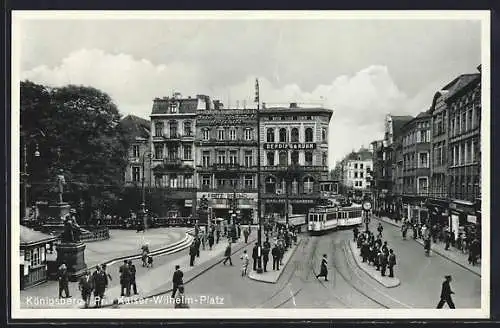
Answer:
119, 260, 131, 297
171, 265, 184, 298
272, 244, 280, 270
437, 275, 456, 309
252, 243, 259, 271
92, 265, 108, 308
78, 270, 93, 308
262, 242, 270, 272
189, 243, 197, 266
128, 260, 138, 295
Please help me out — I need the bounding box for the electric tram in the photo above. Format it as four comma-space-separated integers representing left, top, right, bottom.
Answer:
308, 203, 363, 235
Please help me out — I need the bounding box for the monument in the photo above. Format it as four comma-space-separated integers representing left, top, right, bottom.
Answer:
53, 170, 87, 280
48, 169, 71, 220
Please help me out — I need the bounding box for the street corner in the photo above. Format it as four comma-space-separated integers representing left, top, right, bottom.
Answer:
347, 240, 401, 288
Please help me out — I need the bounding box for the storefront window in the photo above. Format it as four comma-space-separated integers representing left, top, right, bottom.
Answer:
265, 176, 276, 194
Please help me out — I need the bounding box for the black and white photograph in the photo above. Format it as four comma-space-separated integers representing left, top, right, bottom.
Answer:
11, 11, 490, 319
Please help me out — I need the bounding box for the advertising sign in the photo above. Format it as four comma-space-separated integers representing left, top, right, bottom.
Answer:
264, 143, 316, 150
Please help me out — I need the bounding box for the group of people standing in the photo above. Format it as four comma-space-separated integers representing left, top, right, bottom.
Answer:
355, 223, 397, 278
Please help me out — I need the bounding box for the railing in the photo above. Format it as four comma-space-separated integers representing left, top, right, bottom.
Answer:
163, 158, 183, 166
261, 165, 328, 172
197, 165, 258, 172
199, 186, 258, 193
79, 227, 110, 242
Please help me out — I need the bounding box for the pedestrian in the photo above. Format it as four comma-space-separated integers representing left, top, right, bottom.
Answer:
252, 243, 259, 271
377, 223, 383, 239
278, 241, 285, 265
57, 263, 71, 298
382, 241, 388, 254
380, 251, 388, 277
388, 249, 396, 278
201, 231, 206, 250
101, 263, 112, 289
222, 242, 233, 265
237, 224, 242, 239
240, 250, 250, 276
189, 243, 197, 266
243, 227, 250, 244
445, 230, 451, 250
424, 237, 431, 256
437, 275, 456, 309
92, 265, 108, 308
208, 232, 214, 250
128, 260, 138, 295
402, 223, 408, 240
195, 237, 201, 258
262, 242, 270, 272
376, 249, 383, 271
316, 254, 328, 281
272, 243, 280, 270
174, 284, 189, 308
353, 226, 359, 242
216, 227, 221, 244
78, 270, 93, 308
171, 265, 184, 298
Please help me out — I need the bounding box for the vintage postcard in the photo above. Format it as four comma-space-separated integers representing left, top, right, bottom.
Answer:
10, 10, 490, 319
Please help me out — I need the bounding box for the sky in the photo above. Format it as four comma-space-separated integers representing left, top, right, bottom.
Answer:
16, 12, 483, 168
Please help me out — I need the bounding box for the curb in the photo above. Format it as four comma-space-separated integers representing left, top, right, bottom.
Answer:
373, 217, 481, 277
247, 238, 303, 284
347, 240, 400, 288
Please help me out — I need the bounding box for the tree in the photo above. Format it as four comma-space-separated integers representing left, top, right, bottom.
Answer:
20, 81, 129, 214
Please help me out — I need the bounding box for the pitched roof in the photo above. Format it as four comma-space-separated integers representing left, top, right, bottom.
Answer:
444, 73, 480, 102
151, 97, 199, 115
20, 225, 58, 246
391, 115, 414, 137
120, 114, 150, 140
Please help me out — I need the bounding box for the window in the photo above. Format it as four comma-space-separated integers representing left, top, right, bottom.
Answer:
169, 102, 177, 113
202, 129, 210, 141
183, 145, 192, 160
460, 143, 465, 165
322, 152, 327, 166
170, 174, 178, 188
132, 145, 140, 158
418, 177, 428, 195
472, 140, 477, 162
265, 176, 276, 193
202, 151, 210, 167
244, 128, 253, 141
306, 116, 312, 120
132, 167, 140, 182
229, 129, 236, 141
154, 122, 164, 137
229, 151, 238, 165
184, 121, 192, 136
360, 172, 364, 178
291, 151, 299, 165
450, 118, 455, 137
354, 163, 358, 169
291, 128, 299, 142
168, 146, 178, 160
154, 144, 163, 159
279, 128, 287, 142
304, 177, 314, 194
218, 151, 226, 164
218, 129, 225, 140
155, 175, 162, 187
202, 175, 211, 187
279, 151, 288, 166
292, 116, 298, 121
281, 116, 286, 121
354, 172, 358, 178
184, 174, 193, 188
244, 151, 253, 167
462, 112, 467, 133
305, 128, 313, 142
267, 152, 275, 166
419, 152, 429, 168
322, 128, 327, 141
305, 151, 313, 166
169, 121, 178, 138
360, 163, 363, 169
267, 128, 275, 142
467, 109, 473, 131
244, 175, 254, 189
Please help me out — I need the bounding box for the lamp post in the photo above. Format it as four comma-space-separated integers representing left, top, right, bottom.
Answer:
141, 151, 152, 230
255, 78, 263, 274
22, 142, 40, 221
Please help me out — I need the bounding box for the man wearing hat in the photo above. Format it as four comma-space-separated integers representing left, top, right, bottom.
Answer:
57, 263, 71, 298
78, 270, 93, 308
437, 275, 456, 309
172, 265, 184, 298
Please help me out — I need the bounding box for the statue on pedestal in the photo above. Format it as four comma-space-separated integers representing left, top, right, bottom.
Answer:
61, 215, 81, 243
56, 169, 66, 204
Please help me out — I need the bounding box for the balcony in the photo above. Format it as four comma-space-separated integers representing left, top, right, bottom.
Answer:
163, 158, 182, 166
199, 185, 258, 193
196, 139, 258, 146
197, 164, 258, 173
261, 165, 328, 173
180, 133, 195, 141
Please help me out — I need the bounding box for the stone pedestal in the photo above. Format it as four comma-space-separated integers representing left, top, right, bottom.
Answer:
49, 202, 70, 219
56, 242, 87, 281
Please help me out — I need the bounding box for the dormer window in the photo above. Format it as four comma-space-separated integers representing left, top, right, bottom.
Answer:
169, 102, 178, 113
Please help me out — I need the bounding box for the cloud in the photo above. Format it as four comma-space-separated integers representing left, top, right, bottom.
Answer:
22, 48, 429, 168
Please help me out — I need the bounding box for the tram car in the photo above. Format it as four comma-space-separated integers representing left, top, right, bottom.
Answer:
308, 204, 363, 235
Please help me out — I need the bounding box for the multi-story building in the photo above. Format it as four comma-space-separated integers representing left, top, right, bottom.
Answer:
446, 69, 481, 234
342, 149, 373, 190
195, 102, 259, 224
259, 103, 333, 218
120, 114, 152, 187
400, 111, 432, 224
150, 93, 211, 218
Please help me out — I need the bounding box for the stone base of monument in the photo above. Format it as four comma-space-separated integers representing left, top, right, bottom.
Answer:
49, 202, 70, 220
56, 242, 87, 282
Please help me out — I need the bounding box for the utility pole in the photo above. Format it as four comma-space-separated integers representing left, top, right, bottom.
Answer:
255, 78, 263, 274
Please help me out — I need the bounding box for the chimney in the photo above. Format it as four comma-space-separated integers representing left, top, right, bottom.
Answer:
290, 102, 298, 109
477, 64, 482, 73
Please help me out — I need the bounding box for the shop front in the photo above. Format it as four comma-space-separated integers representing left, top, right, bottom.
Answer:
197, 192, 258, 224
449, 199, 480, 241
402, 195, 428, 224
426, 198, 450, 227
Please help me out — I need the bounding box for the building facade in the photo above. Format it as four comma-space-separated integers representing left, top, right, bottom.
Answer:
400, 112, 432, 224
150, 94, 211, 218
195, 104, 259, 224
259, 103, 332, 218
342, 150, 373, 190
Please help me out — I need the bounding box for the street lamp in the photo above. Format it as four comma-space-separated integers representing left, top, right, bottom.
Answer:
255, 78, 263, 274
22, 142, 40, 221
141, 150, 152, 230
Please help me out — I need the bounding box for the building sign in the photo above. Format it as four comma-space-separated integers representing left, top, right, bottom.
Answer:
266, 199, 315, 204
197, 113, 256, 126
185, 200, 193, 207
467, 215, 477, 224
264, 143, 316, 150
197, 192, 257, 200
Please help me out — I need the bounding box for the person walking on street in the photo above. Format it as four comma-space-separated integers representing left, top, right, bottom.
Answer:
128, 260, 138, 295
101, 263, 112, 290
240, 250, 250, 276
189, 243, 197, 267
119, 260, 131, 297
208, 232, 214, 250
57, 263, 71, 298
377, 223, 383, 239
171, 265, 184, 298
78, 270, 93, 308
252, 243, 259, 271
380, 251, 388, 277
388, 249, 397, 278
353, 226, 359, 242
402, 223, 408, 240
174, 284, 189, 309
272, 243, 280, 270
195, 236, 201, 258
316, 254, 328, 281
201, 231, 206, 250
424, 237, 431, 256
244, 227, 250, 244
222, 242, 233, 265
262, 242, 270, 272
237, 224, 242, 239
437, 275, 456, 309
92, 265, 108, 308
216, 227, 221, 244
445, 230, 451, 250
